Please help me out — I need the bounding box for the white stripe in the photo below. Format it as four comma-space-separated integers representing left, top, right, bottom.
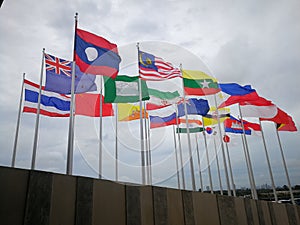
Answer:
240, 105, 278, 118
148, 104, 176, 116
24, 101, 69, 114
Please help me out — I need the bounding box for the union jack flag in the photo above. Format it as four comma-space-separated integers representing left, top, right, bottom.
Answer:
45, 53, 72, 76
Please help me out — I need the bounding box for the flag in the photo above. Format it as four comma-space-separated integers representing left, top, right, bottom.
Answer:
150, 113, 177, 128
23, 79, 70, 117
224, 116, 261, 134
261, 108, 297, 132
202, 106, 230, 126
178, 118, 202, 126
182, 70, 220, 96
75, 28, 121, 78
104, 76, 149, 103
177, 98, 209, 117
176, 127, 204, 133
75, 93, 114, 117
146, 88, 183, 110
44, 53, 97, 94
118, 103, 148, 121
138, 51, 181, 81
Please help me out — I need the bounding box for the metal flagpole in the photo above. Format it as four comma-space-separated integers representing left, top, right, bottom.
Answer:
195, 133, 204, 192
275, 123, 295, 205
202, 117, 213, 193
31, 48, 45, 170
12, 73, 26, 168
176, 106, 186, 190
259, 120, 278, 202
146, 115, 153, 185
180, 64, 196, 191
143, 102, 150, 185
224, 140, 237, 197
238, 104, 258, 199
213, 94, 231, 196
115, 103, 118, 181
67, 13, 78, 175
213, 136, 223, 195
173, 125, 181, 189
98, 77, 103, 179
137, 43, 146, 185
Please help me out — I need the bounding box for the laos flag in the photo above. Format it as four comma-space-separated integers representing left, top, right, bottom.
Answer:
75, 28, 121, 78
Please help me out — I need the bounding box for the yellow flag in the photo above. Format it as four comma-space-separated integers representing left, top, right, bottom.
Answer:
203, 107, 230, 126
118, 103, 148, 121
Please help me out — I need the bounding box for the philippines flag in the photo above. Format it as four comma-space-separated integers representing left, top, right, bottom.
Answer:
44, 53, 97, 94
23, 79, 70, 117
139, 51, 181, 81
75, 28, 121, 78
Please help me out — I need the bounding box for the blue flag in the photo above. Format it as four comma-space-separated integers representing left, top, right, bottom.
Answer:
177, 98, 209, 117
44, 53, 97, 94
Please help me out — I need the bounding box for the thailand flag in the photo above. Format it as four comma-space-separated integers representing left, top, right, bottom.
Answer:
23, 79, 70, 117
75, 28, 121, 78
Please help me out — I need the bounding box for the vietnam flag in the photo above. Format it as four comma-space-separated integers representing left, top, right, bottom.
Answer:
75, 93, 114, 117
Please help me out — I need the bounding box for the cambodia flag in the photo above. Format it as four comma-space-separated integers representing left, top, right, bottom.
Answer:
224, 116, 261, 135
75, 28, 121, 78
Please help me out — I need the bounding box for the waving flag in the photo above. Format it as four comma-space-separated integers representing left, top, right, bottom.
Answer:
75, 93, 114, 117
104, 76, 149, 103
182, 70, 220, 96
118, 103, 148, 121
177, 98, 209, 117
23, 79, 70, 117
261, 108, 297, 132
75, 28, 121, 78
138, 51, 181, 81
224, 116, 261, 134
150, 113, 177, 128
146, 88, 183, 110
44, 53, 97, 94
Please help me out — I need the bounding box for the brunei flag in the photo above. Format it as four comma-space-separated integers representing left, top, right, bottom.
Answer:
182, 70, 220, 96
118, 103, 148, 121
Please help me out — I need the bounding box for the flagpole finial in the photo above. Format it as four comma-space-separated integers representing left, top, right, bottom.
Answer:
22, 73, 25, 79
42, 48, 45, 52
136, 42, 140, 50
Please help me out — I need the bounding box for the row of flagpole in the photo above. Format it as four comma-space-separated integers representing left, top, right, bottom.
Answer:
10, 13, 296, 205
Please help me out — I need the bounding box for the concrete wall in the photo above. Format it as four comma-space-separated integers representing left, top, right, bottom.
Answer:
0, 166, 299, 225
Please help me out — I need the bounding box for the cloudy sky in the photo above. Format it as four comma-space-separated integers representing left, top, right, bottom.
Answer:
0, 0, 299, 191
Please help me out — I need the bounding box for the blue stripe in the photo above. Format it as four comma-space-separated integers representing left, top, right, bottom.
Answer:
150, 113, 177, 123
225, 127, 251, 135
25, 89, 70, 111
76, 34, 121, 69
219, 83, 255, 96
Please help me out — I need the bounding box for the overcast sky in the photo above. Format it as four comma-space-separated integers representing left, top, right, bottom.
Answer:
0, 0, 299, 191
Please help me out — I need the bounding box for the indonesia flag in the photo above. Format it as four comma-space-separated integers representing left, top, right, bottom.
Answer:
138, 51, 181, 81
23, 79, 70, 117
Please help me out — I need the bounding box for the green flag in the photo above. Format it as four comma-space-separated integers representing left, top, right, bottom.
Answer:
104, 75, 149, 103
176, 127, 204, 133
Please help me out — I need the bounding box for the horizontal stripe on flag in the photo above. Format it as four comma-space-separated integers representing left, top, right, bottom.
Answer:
240, 105, 277, 118
176, 127, 204, 133
150, 113, 177, 128
23, 106, 70, 117
146, 103, 172, 111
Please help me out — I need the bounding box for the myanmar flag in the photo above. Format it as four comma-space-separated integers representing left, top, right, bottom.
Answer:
182, 70, 220, 96
104, 75, 149, 103
118, 103, 148, 121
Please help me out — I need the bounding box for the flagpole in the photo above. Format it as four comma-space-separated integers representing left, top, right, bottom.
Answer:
115, 103, 118, 181
172, 125, 181, 189
201, 118, 214, 193
213, 94, 231, 196
12, 73, 25, 168
176, 106, 186, 190
213, 136, 223, 195
137, 43, 146, 185
259, 120, 278, 202
97, 77, 104, 179
274, 123, 295, 205
238, 104, 258, 199
146, 113, 152, 185
224, 138, 236, 197
143, 102, 149, 185
66, 13, 78, 175
144, 102, 152, 185
180, 64, 196, 191
195, 133, 203, 192
31, 48, 45, 170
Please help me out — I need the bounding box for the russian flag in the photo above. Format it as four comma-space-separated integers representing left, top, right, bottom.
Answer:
150, 113, 177, 128
23, 79, 70, 117
75, 28, 121, 78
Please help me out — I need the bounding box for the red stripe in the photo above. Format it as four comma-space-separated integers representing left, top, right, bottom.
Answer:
76, 28, 119, 54
23, 107, 70, 117
184, 87, 220, 96
75, 55, 118, 78
146, 103, 171, 110
150, 118, 177, 129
